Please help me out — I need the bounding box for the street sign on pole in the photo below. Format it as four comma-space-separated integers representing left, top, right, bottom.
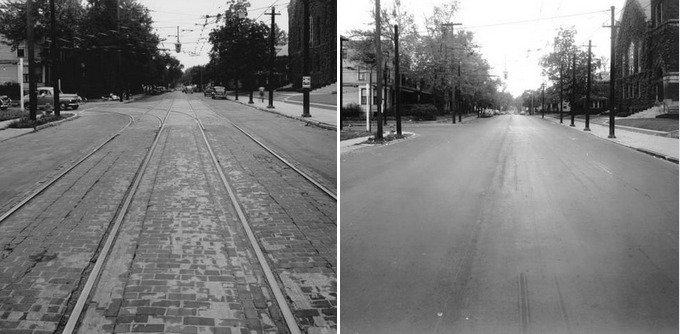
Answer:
302, 76, 311, 89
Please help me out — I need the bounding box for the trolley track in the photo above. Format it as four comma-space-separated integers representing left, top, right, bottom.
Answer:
187, 98, 336, 200
0, 93, 334, 333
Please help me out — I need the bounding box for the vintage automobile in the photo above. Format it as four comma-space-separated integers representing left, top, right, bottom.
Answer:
23, 87, 80, 110
211, 86, 227, 99
203, 86, 214, 97
0, 96, 11, 110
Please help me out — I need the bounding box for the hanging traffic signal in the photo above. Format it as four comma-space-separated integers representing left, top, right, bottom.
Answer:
175, 43, 181, 53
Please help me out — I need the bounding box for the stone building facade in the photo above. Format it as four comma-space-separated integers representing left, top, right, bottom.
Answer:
616, 0, 678, 114
287, 0, 336, 90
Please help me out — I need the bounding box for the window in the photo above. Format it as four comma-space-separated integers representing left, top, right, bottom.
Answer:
358, 69, 365, 81
638, 81, 642, 98
655, 2, 663, 27
628, 42, 635, 75
17, 48, 24, 58
637, 44, 642, 73
361, 88, 367, 105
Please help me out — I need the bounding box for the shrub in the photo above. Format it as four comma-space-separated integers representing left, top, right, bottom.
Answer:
341, 103, 363, 119
8, 114, 67, 129
0, 109, 28, 122
402, 104, 438, 121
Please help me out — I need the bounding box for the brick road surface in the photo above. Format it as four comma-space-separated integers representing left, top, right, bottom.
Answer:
196, 101, 337, 332
0, 106, 161, 333
0, 95, 335, 334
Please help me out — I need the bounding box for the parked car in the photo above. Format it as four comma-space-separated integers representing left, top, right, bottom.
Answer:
211, 86, 227, 99
23, 87, 80, 110
481, 109, 494, 118
0, 96, 11, 110
203, 86, 214, 97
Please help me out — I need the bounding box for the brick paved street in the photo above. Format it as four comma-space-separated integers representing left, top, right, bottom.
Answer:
0, 94, 337, 334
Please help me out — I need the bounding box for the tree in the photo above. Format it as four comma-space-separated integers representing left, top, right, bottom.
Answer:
209, 0, 282, 94
540, 26, 602, 113
0, 0, 84, 50
0, 0, 168, 97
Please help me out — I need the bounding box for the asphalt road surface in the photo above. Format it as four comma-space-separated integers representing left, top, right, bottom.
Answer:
340, 115, 678, 334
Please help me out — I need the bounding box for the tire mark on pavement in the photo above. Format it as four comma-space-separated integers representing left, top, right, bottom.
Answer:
553, 274, 573, 334
518, 272, 531, 334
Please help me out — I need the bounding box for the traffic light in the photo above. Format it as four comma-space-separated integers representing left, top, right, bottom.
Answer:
175, 43, 181, 53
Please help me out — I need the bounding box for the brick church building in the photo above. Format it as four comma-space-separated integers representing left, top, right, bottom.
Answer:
615, 0, 678, 115
287, 0, 336, 90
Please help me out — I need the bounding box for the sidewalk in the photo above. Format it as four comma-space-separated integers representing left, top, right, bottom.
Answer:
540, 115, 679, 163
228, 91, 336, 130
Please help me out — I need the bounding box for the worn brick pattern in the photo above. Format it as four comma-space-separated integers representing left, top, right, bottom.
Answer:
0, 95, 336, 334
0, 114, 160, 333
81, 101, 289, 334
197, 103, 337, 333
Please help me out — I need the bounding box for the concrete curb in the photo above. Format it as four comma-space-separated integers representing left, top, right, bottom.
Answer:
540, 115, 679, 164
629, 146, 679, 164
601, 121, 677, 138
230, 99, 337, 131
341, 132, 417, 154
35, 112, 80, 131
282, 95, 336, 110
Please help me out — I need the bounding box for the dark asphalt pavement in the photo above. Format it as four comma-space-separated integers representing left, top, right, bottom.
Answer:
340, 115, 678, 333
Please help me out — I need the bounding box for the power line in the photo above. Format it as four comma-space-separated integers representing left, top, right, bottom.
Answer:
458, 9, 610, 30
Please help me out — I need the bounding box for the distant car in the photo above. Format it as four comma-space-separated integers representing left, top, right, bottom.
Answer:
23, 87, 80, 110
211, 86, 227, 99
481, 109, 494, 118
0, 96, 11, 110
519, 110, 526, 115
203, 87, 214, 97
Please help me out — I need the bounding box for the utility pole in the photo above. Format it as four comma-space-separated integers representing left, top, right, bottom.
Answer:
442, 22, 461, 124
27, 0, 37, 121
541, 83, 545, 119
367, 69, 372, 132
340, 36, 348, 130
585, 40, 592, 131
301, 1, 310, 116
50, 0, 60, 117
266, 6, 280, 110
383, 56, 388, 126
605, 6, 617, 138
559, 61, 563, 123
375, 0, 383, 139
394, 25, 401, 135
570, 53, 576, 127
458, 60, 462, 123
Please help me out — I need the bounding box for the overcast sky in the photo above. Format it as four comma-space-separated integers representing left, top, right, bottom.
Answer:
339, 0, 627, 97
138, 0, 290, 70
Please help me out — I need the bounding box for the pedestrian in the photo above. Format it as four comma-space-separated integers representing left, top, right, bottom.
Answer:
259, 86, 265, 102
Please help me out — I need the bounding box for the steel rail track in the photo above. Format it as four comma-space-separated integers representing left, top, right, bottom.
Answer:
1, 95, 315, 333
64, 95, 302, 334
0, 101, 171, 224
186, 100, 303, 334
61, 100, 176, 334
188, 97, 337, 201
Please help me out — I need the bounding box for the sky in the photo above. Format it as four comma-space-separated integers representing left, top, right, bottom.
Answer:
138, 0, 290, 70
339, 0, 628, 97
